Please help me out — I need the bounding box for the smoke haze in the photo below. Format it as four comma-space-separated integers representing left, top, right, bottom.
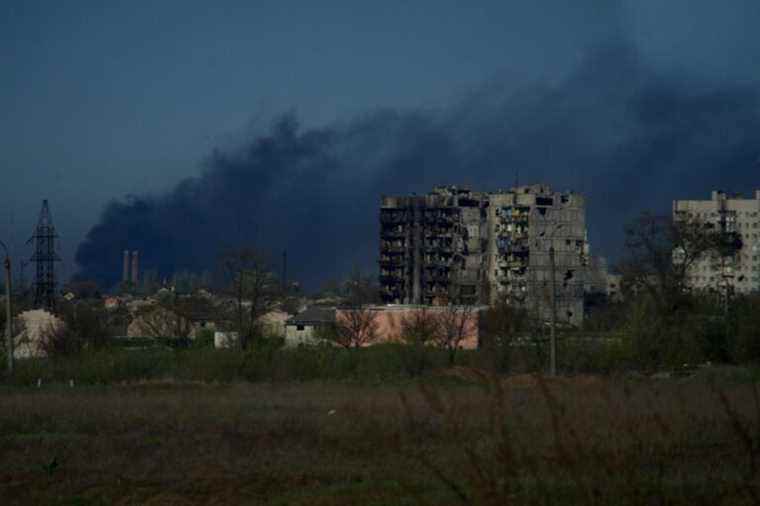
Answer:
74, 40, 760, 289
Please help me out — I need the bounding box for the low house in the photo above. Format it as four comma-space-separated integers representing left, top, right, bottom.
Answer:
284, 307, 335, 346
103, 296, 122, 310
260, 309, 290, 338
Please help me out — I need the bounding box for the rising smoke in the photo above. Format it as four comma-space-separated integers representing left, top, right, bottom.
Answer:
75, 41, 760, 290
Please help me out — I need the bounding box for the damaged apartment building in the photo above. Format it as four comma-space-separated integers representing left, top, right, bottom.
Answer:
379, 184, 589, 326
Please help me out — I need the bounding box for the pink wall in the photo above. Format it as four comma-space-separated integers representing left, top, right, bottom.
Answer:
335, 306, 480, 349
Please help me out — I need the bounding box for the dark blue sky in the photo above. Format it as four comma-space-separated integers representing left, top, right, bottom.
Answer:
1, 1, 759, 284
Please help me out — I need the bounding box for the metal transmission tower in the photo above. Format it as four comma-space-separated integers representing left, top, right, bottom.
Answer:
29, 200, 61, 311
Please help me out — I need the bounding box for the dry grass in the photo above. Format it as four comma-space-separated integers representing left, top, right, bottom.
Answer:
1, 372, 759, 505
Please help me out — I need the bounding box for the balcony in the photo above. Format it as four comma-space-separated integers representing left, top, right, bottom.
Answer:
423, 210, 459, 224
423, 285, 449, 296
424, 271, 450, 282
380, 212, 407, 224
380, 273, 404, 284
381, 226, 406, 239
379, 256, 406, 267
425, 255, 453, 266
380, 241, 407, 254
425, 229, 453, 238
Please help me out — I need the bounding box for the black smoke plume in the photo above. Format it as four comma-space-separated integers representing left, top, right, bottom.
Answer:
75, 42, 760, 290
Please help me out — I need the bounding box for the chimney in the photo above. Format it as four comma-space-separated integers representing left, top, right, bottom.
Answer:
131, 251, 139, 284
122, 250, 130, 283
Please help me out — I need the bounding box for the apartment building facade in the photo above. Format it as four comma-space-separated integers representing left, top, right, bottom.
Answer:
379, 184, 589, 326
673, 190, 760, 294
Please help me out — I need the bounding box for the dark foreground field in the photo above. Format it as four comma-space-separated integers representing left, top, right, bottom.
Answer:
2, 370, 760, 505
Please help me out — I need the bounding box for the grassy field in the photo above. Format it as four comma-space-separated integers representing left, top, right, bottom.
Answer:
2, 369, 760, 505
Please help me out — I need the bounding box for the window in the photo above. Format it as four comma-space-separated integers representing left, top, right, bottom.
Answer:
461, 285, 477, 296
296, 325, 305, 331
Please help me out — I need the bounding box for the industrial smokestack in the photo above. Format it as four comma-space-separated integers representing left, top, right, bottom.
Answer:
131, 250, 139, 285
122, 250, 130, 283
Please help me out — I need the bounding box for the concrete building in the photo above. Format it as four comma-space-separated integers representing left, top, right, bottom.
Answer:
674, 190, 760, 294
380, 184, 589, 326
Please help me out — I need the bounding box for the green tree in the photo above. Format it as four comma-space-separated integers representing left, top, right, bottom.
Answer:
617, 212, 737, 369
478, 296, 529, 372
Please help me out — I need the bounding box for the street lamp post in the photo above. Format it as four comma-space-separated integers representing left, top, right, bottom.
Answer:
0, 240, 13, 376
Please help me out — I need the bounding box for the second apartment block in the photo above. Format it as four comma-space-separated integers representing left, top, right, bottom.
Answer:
674, 190, 760, 294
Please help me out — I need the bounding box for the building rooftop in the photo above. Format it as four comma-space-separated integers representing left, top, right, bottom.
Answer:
286, 306, 335, 326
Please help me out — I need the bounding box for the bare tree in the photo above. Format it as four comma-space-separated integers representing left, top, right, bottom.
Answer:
619, 212, 729, 313
400, 306, 438, 346
220, 247, 281, 349
332, 307, 379, 349
328, 268, 380, 348
133, 292, 218, 342
433, 272, 476, 365
398, 306, 438, 375
40, 300, 108, 356
616, 213, 741, 368
433, 303, 475, 366
133, 305, 192, 340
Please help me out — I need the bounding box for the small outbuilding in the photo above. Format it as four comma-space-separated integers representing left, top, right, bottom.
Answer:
284, 307, 335, 347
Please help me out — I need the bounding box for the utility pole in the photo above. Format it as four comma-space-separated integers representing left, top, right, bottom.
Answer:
1, 240, 13, 376
29, 200, 60, 311
534, 210, 562, 377
549, 244, 557, 377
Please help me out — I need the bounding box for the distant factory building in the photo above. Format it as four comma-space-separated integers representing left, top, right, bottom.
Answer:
674, 190, 760, 294
379, 184, 590, 326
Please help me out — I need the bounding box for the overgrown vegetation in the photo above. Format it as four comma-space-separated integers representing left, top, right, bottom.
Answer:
3, 373, 760, 504
2, 345, 497, 386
